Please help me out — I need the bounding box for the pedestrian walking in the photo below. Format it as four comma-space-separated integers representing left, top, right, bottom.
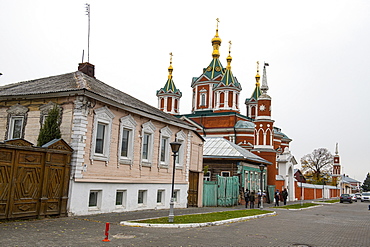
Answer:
274, 189, 280, 206
282, 188, 288, 205
244, 189, 250, 208
249, 191, 255, 209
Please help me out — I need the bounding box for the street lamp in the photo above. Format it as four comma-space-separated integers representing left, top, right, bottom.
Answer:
259, 164, 265, 210
168, 141, 182, 223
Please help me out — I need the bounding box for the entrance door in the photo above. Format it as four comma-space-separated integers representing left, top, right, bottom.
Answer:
188, 171, 199, 207
8, 150, 44, 219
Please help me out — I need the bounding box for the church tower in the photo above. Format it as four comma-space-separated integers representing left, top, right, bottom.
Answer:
245, 62, 262, 119
213, 41, 242, 112
332, 143, 341, 185
252, 63, 277, 188
191, 19, 224, 113
156, 53, 182, 115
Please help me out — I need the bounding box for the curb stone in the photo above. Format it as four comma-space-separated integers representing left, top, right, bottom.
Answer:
120, 211, 276, 228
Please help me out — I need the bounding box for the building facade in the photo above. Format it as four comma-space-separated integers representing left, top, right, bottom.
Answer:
0, 64, 204, 215
157, 23, 296, 202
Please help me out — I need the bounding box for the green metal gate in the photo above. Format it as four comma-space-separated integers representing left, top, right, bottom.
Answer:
203, 176, 239, 207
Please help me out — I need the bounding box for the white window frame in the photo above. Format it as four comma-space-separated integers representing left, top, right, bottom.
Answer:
88, 190, 102, 210
138, 190, 147, 206
199, 88, 207, 107
173, 189, 180, 203
204, 171, 211, 181
175, 130, 186, 168
141, 121, 156, 167
91, 107, 115, 162
157, 189, 165, 205
6, 104, 28, 140
118, 115, 136, 166
115, 190, 127, 208
158, 126, 172, 168
8, 116, 24, 139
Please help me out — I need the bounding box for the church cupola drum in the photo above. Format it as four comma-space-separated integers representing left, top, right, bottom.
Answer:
191, 19, 226, 113
213, 41, 242, 113
157, 53, 182, 115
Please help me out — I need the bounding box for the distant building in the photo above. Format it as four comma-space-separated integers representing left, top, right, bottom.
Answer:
341, 175, 361, 194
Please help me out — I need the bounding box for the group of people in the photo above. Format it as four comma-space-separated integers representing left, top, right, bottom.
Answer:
274, 188, 288, 206
244, 188, 288, 208
244, 189, 265, 209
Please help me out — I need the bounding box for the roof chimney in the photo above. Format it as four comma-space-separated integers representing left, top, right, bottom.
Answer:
78, 62, 95, 78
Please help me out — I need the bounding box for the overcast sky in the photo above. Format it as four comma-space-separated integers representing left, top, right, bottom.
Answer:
1, 0, 369, 182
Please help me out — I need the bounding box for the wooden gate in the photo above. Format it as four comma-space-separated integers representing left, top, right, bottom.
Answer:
187, 171, 199, 207
0, 139, 72, 220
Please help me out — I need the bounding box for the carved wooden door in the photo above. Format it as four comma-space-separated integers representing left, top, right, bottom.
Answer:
8, 150, 44, 219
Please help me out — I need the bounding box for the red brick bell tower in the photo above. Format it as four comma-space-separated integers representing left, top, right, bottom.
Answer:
332, 143, 341, 186
252, 63, 277, 190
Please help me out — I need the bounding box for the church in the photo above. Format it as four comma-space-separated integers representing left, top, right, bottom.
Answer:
156, 21, 297, 202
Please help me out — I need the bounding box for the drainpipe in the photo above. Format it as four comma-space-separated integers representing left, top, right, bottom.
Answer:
233, 113, 237, 143
201, 114, 206, 137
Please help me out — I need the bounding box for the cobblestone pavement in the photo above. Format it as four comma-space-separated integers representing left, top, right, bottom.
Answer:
0, 201, 369, 247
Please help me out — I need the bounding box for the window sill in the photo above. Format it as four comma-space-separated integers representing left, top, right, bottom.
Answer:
88, 207, 100, 211
119, 158, 132, 165
92, 154, 109, 162
141, 161, 152, 167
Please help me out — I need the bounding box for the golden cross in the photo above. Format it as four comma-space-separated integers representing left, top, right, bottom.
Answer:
229, 40, 232, 54
169, 52, 173, 64
257, 61, 259, 72
216, 18, 220, 29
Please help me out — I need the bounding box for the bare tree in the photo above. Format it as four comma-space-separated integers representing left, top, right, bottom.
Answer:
301, 148, 333, 184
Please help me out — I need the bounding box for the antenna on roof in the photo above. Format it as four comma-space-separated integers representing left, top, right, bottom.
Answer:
82, 50, 85, 63
85, 3, 91, 63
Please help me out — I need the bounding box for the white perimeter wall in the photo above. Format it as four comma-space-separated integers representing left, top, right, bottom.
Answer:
67, 181, 188, 216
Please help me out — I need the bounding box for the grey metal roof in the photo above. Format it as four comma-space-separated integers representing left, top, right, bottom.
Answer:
203, 137, 271, 165
273, 127, 291, 140
341, 175, 360, 183
0, 71, 191, 128
235, 120, 255, 129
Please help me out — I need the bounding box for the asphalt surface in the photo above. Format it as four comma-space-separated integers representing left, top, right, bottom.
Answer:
1, 200, 369, 247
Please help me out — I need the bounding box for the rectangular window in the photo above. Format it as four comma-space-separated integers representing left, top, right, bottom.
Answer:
95, 123, 106, 154
160, 138, 167, 162
175, 140, 183, 166
116, 190, 126, 207
9, 117, 23, 139
221, 171, 230, 177
204, 171, 211, 181
173, 190, 179, 202
157, 190, 164, 204
142, 133, 150, 160
201, 93, 206, 106
138, 190, 146, 204
120, 129, 130, 157
89, 191, 99, 207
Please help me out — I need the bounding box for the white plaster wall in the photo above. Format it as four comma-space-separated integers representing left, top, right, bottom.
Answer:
68, 181, 188, 216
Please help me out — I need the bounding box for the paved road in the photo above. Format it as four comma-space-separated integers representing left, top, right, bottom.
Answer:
0, 201, 369, 246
